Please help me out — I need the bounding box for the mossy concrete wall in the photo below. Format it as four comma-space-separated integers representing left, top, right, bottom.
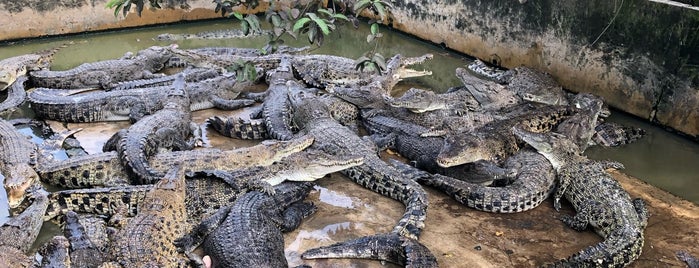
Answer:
378, 0, 699, 138
0, 0, 267, 41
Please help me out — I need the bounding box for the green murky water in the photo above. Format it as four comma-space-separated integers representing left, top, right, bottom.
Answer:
1, 19, 698, 254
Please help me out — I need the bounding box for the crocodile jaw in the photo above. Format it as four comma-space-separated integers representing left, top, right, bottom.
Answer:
436, 135, 491, 167
4, 165, 39, 208
266, 157, 364, 185
261, 135, 315, 162
512, 126, 569, 169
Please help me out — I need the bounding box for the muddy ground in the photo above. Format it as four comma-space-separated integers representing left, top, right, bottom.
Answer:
47, 106, 699, 268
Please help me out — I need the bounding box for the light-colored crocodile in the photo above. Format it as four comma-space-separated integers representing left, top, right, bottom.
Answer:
0, 118, 39, 208
0, 44, 65, 90
0, 186, 50, 267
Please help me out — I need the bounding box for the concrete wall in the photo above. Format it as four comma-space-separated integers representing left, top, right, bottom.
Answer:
0, 0, 267, 41
1, 0, 698, 138
377, 0, 699, 138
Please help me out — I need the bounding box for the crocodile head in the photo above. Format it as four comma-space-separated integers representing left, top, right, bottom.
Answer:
520, 88, 569, 106
289, 90, 334, 128
380, 54, 433, 89
331, 81, 389, 109
512, 126, 579, 170
266, 151, 364, 185
136, 46, 173, 72
259, 134, 315, 163
4, 164, 40, 208
0, 65, 25, 91
436, 134, 503, 167
386, 87, 443, 113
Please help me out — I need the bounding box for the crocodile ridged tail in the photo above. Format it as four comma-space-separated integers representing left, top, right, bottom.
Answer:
548, 229, 644, 268
302, 233, 438, 268
207, 115, 268, 140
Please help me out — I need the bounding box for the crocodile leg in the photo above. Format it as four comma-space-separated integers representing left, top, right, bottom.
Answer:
302, 233, 438, 267
175, 205, 233, 259
279, 201, 317, 232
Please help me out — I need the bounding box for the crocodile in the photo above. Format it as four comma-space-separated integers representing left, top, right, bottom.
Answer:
0, 118, 39, 208
38, 135, 313, 188
555, 93, 605, 152
364, 114, 512, 185
0, 44, 66, 90
0, 186, 49, 268
154, 28, 272, 41
63, 211, 107, 268
36, 235, 72, 268
290, 89, 428, 239
259, 56, 308, 140
102, 74, 202, 184
208, 93, 359, 140
174, 182, 316, 267
502, 66, 569, 106
677, 250, 699, 268
43, 137, 315, 223
102, 165, 190, 267
105, 67, 220, 91
455, 67, 521, 111
0, 75, 28, 115
29, 72, 254, 123
513, 126, 648, 267
392, 147, 555, 213
385, 86, 480, 113
201, 148, 364, 192
437, 104, 576, 168
466, 58, 509, 83
592, 121, 646, 147
29, 45, 172, 89
302, 233, 439, 267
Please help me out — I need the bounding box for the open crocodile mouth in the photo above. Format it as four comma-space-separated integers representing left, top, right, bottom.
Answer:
6, 177, 37, 208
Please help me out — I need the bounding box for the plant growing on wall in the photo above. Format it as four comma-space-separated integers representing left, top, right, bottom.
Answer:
107, 0, 392, 74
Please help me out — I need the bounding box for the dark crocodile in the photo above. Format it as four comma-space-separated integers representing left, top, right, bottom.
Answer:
29, 72, 254, 123
0, 44, 65, 90
302, 233, 439, 267
455, 67, 521, 111
260, 56, 307, 140
555, 93, 605, 152
502, 66, 569, 106
38, 135, 313, 188
103, 165, 190, 267
154, 28, 272, 41
386, 86, 480, 113
102, 74, 202, 184
392, 147, 555, 213
437, 104, 575, 167
208, 93, 359, 140
175, 182, 316, 267
513, 126, 648, 267
0, 75, 28, 115
592, 121, 646, 147
105, 67, 220, 91
202, 148, 364, 192
29, 45, 172, 89
290, 90, 428, 239
63, 211, 106, 268
0, 118, 39, 208
0, 186, 49, 267
677, 250, 699, 268
36, 235, 72, 268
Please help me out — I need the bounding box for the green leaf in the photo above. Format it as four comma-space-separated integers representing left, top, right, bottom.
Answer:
317, 8, 333, 17
232, 12, 244, 21
353, 0, 371, 13
332, 13, 349, 21
367, 34, 374, 43
374, 1, 386, 21
293, 17, 311, 32
241, 20, 250, 35
308, 26, 317, 44
371, 23, 379, 35
271, 14, 282, 27
307, 13, 330, 36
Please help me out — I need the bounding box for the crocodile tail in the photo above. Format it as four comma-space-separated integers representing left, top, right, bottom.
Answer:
34, 42, 73, 70
548, 229, 644, 268
301, 233, 439, 268
207, 115, 268, 140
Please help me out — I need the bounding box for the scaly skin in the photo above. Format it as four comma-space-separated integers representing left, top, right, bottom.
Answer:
37, 235, 72, 268
513, 126, 648, 267
154, 28, 272, 40
0, 187, 49, 267
29, 72, 253, 123
38, 135, 314, 188
555, 93, 605, 152
302, 233, 439, 267
0, 44, 64, 90
104, 74, 201, 184
592, 122, 646, 147
0, 75, 28, 115
437, 104, 575, 167
105, 165, 190, 267
290, 90, 428, 240
106, 67, 220, 91
175, 182, 316, 268
0, 118, 39, 208
503, 66, 570, 106
394, 149, 555, 213
29, 45, 172, 89
386, 86, 479, 113
261, 57, 304, 140
455, 67, 521, 111
210, 148, 364, 191
63, 211, 106, 268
